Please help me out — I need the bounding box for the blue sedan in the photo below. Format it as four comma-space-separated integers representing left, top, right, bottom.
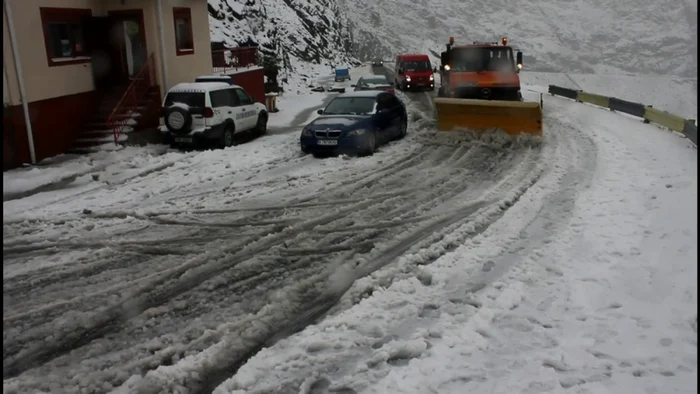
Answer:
300, 91, 408, 157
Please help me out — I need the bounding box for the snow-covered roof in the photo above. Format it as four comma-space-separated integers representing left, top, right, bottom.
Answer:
337, 90, 384, 98
168, 82, 240, 93
217, 66, 264, 76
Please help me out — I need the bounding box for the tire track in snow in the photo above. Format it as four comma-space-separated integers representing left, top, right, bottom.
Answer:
2, 146, 454, 380
110, 143, 540, 392
4, 104, 542, 392
184, 145, 545, 394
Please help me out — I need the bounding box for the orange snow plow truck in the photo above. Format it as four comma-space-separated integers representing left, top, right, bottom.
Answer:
435, 37, 543, 136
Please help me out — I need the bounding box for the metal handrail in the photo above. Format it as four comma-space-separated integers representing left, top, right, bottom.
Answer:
107, 53, 155, 145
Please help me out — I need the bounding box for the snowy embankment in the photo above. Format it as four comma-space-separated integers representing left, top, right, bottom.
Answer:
522, 72, 698, 120
212, 85, 697, 392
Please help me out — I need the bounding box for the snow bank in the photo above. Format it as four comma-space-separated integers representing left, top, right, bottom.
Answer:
522, 72, 698, 120
2, 146, 169, 201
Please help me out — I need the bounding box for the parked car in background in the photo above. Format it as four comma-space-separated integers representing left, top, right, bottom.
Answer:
394, 53, 437, 91
194, 75, 234, 85
300, 90, 408, 157
334, 65, 351, 82
160, 82, 268, 149
352, 75, 395, 93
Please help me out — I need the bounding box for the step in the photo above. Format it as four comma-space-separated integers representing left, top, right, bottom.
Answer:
86, 118, 139, 130
79, 126, 135, 137
91, 112, 142, 123
73, 135, 128, 149
78, 129, 115, 138
76, 133, 128, 144
99, 99, 155, 109
68, 143, 123, 154
96, 106, 147, 117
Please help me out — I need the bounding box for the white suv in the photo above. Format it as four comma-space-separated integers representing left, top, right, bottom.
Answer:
159, 82, 268, 148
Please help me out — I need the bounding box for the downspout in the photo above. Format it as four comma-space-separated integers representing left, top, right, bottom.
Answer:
155, 0, 169, 92
4, 0, 36, 164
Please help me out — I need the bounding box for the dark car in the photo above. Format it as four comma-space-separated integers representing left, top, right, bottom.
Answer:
300, 91, 408, 157
352, 76, 395, 93
372, 59, 384, 67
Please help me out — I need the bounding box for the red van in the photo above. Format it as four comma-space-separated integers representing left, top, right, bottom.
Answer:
394, 54, 436, 92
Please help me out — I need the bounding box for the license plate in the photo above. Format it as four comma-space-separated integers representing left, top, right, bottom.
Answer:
317, 140, 338, 146
174, 137, 192, 143
416, 83, 426, 86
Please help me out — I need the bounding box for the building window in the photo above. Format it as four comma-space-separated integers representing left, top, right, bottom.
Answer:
40, 8, 92, 67
173, 8, 194, 56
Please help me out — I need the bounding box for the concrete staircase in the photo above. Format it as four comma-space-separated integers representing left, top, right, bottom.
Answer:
69, 86, 161, 154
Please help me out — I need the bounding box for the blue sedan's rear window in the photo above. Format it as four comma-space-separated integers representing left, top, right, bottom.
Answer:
323, 97, 376, 115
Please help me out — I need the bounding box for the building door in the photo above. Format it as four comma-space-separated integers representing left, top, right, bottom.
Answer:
107, 10, 148, 85
83, 15, 121, 92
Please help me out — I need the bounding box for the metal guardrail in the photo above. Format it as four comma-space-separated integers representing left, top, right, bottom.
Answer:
548, 85, 698, 146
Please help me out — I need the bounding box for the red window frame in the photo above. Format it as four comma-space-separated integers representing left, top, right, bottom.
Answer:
39, 7, 93, 67
173, 7, 194, 56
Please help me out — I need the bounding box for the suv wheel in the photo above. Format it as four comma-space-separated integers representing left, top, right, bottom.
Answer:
164, 106, 193, 133
221, 125, 235, 148
254, 113, 268, 136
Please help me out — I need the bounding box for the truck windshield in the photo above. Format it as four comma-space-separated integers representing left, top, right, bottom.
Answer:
323, 97, 376, 115
450, 47, 515, 72
401, 61, 431, 71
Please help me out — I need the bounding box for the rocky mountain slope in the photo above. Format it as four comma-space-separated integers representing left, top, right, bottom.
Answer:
208, 0, 362, 73
341, 0, 697, 77
209, 0, 696, 78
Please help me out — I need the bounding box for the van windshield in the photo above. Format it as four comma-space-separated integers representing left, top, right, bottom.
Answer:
450, 47, 515, 72
401, 60, 431, 71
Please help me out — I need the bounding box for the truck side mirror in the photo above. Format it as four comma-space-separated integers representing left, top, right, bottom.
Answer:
317, 109, 324, 115
516, 51, 523, 68
433, 67, 438, 73
397, 69, 403, 75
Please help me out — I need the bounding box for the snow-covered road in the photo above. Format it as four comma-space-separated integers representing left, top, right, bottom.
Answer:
3, 67, 696, 394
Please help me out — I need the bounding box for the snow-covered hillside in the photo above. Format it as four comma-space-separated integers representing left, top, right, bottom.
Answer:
208, 0, 370, 73
340, 0, 697, 77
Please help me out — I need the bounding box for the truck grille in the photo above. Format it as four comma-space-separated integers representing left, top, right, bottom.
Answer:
314, 130, 342, 138
453, 86, 521, 101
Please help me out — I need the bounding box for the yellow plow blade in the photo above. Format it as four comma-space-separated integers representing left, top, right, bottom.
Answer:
434, 98, 543, 136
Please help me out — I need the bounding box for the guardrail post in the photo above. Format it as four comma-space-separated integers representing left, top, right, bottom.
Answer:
683, 119, 697, 145
643, 105, 652, 123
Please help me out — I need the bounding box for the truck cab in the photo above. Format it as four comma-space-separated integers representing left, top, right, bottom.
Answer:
438, 37, 524, 101
394, 54, 437, 92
